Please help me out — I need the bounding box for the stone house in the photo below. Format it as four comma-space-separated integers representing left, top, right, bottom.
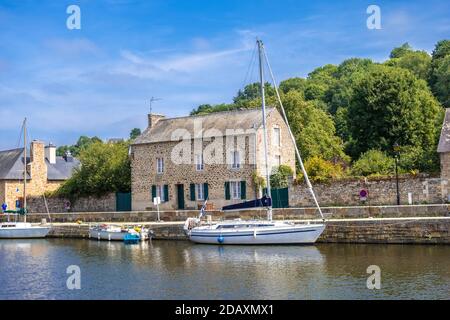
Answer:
438, 108, 450, 181
0, 140, 80, 211
130, 108, 295, 210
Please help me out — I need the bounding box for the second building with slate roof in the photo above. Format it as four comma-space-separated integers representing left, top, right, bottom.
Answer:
0, 140, 80, 211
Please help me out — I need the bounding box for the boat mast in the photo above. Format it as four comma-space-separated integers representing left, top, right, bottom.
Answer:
23, 117, 27, 223
261, 46, 325, 220
257, 39, 273, 222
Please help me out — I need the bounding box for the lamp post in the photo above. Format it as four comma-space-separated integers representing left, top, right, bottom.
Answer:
393, 142, 400, 205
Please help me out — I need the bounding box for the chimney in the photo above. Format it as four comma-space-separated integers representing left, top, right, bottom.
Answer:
148, 113, 165, 128
30, 140, 45, 163
45, 143, 56, 164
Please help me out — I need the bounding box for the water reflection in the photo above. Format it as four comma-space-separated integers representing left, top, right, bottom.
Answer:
0, 239, 448, 300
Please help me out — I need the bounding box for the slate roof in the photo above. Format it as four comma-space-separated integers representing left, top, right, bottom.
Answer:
0, 148, 80, 181
438, 108, 450, 153
133, 107, 275, 145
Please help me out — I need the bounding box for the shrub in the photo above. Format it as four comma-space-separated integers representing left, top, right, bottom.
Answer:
351, 149, 394, 176
298, 156, 344, 183
270, 165, 294, 188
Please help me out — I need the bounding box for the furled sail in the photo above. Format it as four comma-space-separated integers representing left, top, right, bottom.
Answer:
222, 195, 272, 211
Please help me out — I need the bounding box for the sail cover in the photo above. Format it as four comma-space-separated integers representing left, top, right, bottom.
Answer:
222, 195, 272, 211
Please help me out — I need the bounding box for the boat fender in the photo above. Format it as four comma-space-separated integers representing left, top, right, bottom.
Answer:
217, 235, 224, 244
253, 230, 257, 238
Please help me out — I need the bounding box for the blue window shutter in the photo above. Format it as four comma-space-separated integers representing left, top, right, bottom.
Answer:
190, 183, 196, 201
164, 185, 169, 202
240, 181, 246, 200
225, 182, 231, 200
204, 183, 209, 200
151, 185, 156, 200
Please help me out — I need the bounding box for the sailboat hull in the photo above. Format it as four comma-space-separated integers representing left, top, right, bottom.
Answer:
0, 225, 51, 239
188, 223, 325, 245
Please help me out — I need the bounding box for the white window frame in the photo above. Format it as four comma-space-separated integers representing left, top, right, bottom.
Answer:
273, 127, 281, 147
196, 183, 205, 201
231, 151, 241, 169
230, 181, 241, 200
156, 157, 164, 174
156, 185, 165, 202
275, 155, 282, 167
195, 154, 204, 171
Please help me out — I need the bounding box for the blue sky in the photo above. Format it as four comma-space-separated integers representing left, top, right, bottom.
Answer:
0, 0, 449, 149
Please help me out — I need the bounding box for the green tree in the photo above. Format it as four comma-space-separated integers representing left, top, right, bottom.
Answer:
233, 82, 275, 106
346, 64, 443, 165
56, 135, 102, 157
281, 91, 349, 162
57, 141, 131, 198
129, 128, 141, 140
351, 150, 394, 176
270, 165, 294, 188
389, 43, 413, 59
429, 40, 450, 107
385, 50, 431, 81
279, 77, 307, 94
298, 156, 344, 183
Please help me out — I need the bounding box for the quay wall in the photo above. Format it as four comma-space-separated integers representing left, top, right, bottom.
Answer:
47, 217, 450, 244
22, 204, 449, 224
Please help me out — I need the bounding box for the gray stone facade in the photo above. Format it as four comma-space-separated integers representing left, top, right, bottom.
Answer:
130, 108, 296, 211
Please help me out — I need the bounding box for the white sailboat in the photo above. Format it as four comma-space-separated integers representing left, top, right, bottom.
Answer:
184, 40, 326, 245
0, 118, 51, 239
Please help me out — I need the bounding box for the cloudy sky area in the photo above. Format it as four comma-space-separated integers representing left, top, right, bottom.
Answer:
0, 0, 449, 149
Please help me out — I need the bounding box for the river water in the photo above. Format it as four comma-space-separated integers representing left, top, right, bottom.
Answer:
0, 239, 448, 300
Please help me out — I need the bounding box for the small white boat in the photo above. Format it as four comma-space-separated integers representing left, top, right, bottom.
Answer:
89, 224, 151, 241
184, 219, 325, 245
0, 222, 51, 239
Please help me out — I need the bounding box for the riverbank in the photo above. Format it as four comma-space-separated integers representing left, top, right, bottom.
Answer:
46, 217, 450, 244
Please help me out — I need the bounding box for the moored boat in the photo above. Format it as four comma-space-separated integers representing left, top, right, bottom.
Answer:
89, 224, 152, 241
184, 40, 327, 245
0, 222, 51, 239
185, 219, 325, 245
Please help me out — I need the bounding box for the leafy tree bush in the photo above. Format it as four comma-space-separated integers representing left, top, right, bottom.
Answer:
429, 40, 450, 107
298, 156, 344, 183
270, 165, 294, 188
346, 64, 443, 162
351, 150, 394, 176
282, 91, 349, 163
56, 136, 102, 157
57, 141, 131, 198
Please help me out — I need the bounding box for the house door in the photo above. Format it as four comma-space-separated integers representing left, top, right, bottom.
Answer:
176, 184, 185, 210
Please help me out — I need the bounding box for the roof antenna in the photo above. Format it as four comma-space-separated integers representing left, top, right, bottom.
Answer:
149, 96, 162, 113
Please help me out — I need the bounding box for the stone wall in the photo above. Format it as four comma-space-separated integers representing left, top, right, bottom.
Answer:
290, 175, 449, 207
22, 204, 450, 223
46, 218, 450, 244
25, 193, 116, 213
440, 153, 450, 180
131, 109, 296, 211
318, 218, 450, 244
